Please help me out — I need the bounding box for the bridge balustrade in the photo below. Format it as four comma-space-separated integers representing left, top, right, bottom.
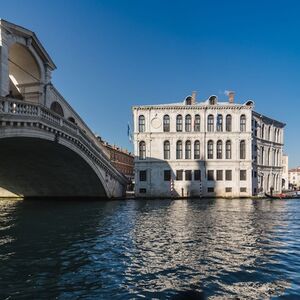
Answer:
0, 96, 127, 186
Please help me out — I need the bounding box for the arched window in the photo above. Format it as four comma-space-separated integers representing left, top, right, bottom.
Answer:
50, 101, 64, 117
185, 114, 192, 132
185, 140, 191, 159
163, 115, 170, 132
268, 126, 271, 140
138, 115, 145, 132
267, 148, 271, 166
68, 117, 75, 123
207, 114, 214, 132
240, 115, 246, 132
207, 140, 214, 159
163, 140, 170, 159
226, 115, 232, 132
217, 140, 223, 159
176, 140, 183, 159
209, 95, 217, 105
176, 115, 183, 132
261, 146, 264, 165
226, 140, 232, 159
277, 129, 281, 143
139, 141, 146, 160
194, 140, 200, 159
261, 124, 265, 139
276, 129, 279, 143
240, 140, 246, 159
194, 114, 200, 131
185, 96, 192, 105
217, 114, 223, 132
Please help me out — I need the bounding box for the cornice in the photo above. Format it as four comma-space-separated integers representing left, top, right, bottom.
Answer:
132, 104, 252, 111
252, 111, 285, 128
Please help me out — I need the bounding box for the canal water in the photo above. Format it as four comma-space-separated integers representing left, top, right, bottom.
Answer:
0, 198, 299, 299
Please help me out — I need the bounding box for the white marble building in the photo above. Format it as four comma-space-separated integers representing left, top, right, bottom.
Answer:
281, 154, 289, 191
289, 167, 300, 190
133, 92, 285, 198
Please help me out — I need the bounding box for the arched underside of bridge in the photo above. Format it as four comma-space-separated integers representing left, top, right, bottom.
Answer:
0, 137, 107, 198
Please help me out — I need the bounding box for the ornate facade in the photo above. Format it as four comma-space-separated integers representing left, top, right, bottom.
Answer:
133, 93, 285, 198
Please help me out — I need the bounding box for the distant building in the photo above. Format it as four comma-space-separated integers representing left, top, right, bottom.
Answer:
289, 167, 300, 190
97, 138, 134, 180
282, 154, 289, 190
132, 92, 285, 198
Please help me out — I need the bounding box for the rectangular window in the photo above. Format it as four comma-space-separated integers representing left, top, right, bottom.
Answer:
207, 170, 214, 181
164, 170, 171, 181
240, 187, 247, 193
216, 170, 223, 181
240, 170, 247, 181
207, 187, 214, 193
208, 141, 213, 159
163, 124, 170, 132
139, 170, 147, 182
225, 187, 232, 193
185, 170, 192, 181
194, 170, 201, 181
139, 188, 147, 194
225, 170, 232, 181
176, 170, 183, 181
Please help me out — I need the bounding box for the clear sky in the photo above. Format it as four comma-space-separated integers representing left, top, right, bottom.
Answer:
1, 0, 300, 166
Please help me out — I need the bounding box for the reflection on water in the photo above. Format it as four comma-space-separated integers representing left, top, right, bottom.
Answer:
0, 198, 299, 299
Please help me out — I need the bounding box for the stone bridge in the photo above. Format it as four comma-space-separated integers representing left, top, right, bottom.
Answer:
0, 19, 127, 198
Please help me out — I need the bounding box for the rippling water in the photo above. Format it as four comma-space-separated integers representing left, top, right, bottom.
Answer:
0, 198, 300, 299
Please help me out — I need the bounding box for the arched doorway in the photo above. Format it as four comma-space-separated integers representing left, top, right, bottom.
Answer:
266, 174, 270, 192
282, 178, 286, 190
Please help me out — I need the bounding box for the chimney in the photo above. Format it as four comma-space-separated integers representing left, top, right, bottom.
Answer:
228, 91, 235, 103
191, 91, 196, 105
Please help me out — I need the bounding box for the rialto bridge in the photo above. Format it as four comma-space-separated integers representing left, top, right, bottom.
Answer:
0, 19, 127, 198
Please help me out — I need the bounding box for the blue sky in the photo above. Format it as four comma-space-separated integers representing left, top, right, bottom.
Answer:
1, 0, 300, 166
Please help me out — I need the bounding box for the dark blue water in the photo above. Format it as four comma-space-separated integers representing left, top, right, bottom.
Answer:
0, 198, 299, 299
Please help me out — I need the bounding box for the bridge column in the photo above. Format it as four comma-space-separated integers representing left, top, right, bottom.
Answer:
0, 24, 9, 97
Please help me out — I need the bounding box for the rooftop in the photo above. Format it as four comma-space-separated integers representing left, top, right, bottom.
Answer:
133, 93, 254, 109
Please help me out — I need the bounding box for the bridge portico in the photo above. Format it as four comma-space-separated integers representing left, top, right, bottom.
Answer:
0, 19, 127, 198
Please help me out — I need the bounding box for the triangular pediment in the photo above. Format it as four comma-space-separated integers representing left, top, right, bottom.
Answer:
0, 19, 56, 70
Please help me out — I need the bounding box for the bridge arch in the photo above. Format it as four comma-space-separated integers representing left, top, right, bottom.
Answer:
0, 135, 109, 198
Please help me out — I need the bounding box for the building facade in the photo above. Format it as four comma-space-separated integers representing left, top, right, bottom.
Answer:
133, 93, 285, 198
289, 167, 300, 190
98, 138, 134, 180
282, 154, 289, 191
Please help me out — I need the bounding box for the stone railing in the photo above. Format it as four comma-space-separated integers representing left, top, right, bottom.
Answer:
0, 97, 127, 185
48, 86, 110, 156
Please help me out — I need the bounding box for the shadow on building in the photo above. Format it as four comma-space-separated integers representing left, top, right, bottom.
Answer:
134, 155, 219, 199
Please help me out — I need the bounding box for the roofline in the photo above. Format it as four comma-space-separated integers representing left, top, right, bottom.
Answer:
253, 111, 286, 128
132, 103, 252, 110
0, 19, 56, 70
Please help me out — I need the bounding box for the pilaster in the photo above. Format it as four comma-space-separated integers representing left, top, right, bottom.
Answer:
0, 26, 9, 97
